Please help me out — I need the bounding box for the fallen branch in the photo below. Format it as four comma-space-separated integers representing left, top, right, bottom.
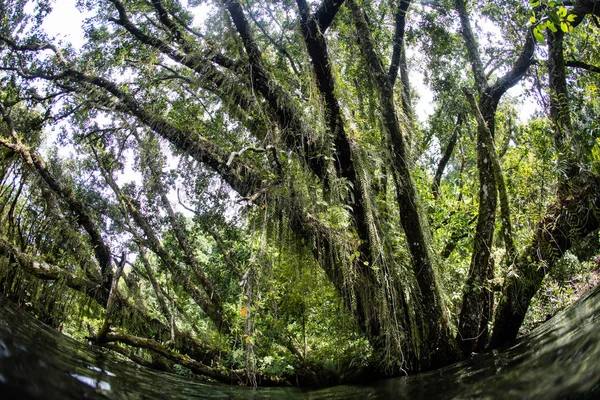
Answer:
97, 331, 288, 385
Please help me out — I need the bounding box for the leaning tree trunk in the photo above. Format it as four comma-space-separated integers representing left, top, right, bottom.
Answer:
348, 0, 459, 368
489, 173, 600, 348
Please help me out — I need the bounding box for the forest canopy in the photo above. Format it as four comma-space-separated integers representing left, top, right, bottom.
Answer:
1, 0, 600, 386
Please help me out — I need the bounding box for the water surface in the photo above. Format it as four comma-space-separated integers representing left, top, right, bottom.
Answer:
1, 285, 600, 399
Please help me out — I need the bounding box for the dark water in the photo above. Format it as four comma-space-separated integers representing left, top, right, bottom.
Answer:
1, 286, 600, 399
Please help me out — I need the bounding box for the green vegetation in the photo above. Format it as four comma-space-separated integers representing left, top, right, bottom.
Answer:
0, 0, 599, 387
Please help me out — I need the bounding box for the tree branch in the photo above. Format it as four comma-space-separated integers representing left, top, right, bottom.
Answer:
0, 237, 103, 302
454, 0, 488, 92
388, 0, 413, 118
463, 89, 516, 261
100, 331, 221, 378
247, 9, 300, 76
64, 69, 259, 197
136, 132, 227, 332
489, 29, 536, 101
566, 59, 600, 73
314, 0, 346, 33
94, 151, 230, 333
490, 173, 600, 348
348, 0, 458, 366
136, 244, 176, 335
222, 0, 327, 180
0, 129, 113, 292
432, 114, 462, 198
97, 251, 127, 340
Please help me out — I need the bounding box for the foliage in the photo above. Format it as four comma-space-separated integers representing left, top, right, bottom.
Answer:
0, 0, 599, 386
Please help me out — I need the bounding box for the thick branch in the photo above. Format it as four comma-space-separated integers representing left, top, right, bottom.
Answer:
490, 173, 600, 348
2, 16, 265, 200
388, 0, 411, 85
0, 237, 104, 303
388, 0, 412, 117
61, 69, 259, 197
222, 0, 327, 180
566, 60, 600, 73
106, 0, 257, 114
149, 0, 185, 42
99, 331, 286, 384
97, 251, 127, 340
314, 0, 346, 33
38, 185, 103, 283
489, 29, 536, 100
136, 245, 175, 330
457, 89, 498, 355
296, 0, 374, 279
547, 29, 578, 198
454, 19, 534, 356
571, 0, 600, 26
0, 133, 113, 292
463, 90, 516, 261
348, 0, 458, 367
101, 331, 221, 378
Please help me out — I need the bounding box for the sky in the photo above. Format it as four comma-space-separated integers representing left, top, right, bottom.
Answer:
41, 0, 90, 49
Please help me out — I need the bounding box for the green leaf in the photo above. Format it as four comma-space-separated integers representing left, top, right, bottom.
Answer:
533, 27, 546, 44
560, 22, 569, 33
529, 0, 541, 6
557, 6, 568, 18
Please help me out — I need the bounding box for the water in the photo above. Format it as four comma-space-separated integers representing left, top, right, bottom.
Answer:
1, 285, 600, 399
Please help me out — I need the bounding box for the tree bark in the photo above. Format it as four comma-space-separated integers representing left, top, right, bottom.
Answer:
389, 0, 413, 121
548, 29, 578, 197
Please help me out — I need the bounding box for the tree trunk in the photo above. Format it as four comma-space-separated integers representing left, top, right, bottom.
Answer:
457, 93, 498, 355
348, 0, 459, 368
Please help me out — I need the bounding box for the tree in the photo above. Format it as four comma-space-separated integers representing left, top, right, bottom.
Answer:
0, 0, 599, 384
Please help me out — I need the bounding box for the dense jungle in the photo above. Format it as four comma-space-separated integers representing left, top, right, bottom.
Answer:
0, 0, 599, 387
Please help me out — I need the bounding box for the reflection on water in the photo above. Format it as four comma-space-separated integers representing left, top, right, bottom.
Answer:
1, 285, 600, 399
